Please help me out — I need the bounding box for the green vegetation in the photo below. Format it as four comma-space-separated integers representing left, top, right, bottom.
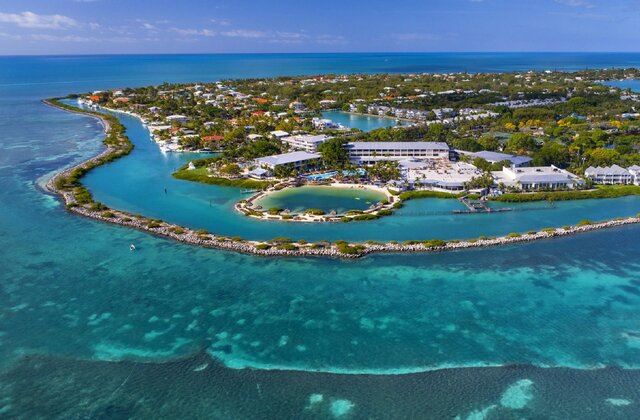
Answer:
399, 190, 460, 200
305, 208, 325, 216
335, 240, 365, 255
173, 167, 271, 190
493, 185, 640, 202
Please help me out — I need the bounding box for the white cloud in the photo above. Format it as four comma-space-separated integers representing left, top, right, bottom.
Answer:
554, 0, 595, 8
0, 11, 77, 29
210, 18, 231, 26
391, 32, 442, 42
171, 27, 217, 37
220, 29, 267, 38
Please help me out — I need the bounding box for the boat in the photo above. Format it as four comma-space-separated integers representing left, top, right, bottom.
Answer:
130, 244, 136, 251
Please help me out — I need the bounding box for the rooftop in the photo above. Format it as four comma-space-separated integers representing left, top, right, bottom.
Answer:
256, 151, 320, 166
346, 141, 450, 150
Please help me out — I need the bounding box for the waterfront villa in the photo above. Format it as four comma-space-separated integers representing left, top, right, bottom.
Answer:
255, 151, 321, 171
492, 165, 583, 190
584, 165, 634, 184
629, 165, 640, 185
282, 134, 330, 153
466, 151, 532, 167
346, 141, 451, 164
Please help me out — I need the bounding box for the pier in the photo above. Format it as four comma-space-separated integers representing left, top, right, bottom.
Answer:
454, 196, 513, 214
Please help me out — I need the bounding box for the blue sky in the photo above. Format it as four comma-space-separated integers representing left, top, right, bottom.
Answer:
0, 0, 638, 55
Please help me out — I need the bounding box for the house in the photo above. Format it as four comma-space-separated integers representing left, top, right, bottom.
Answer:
270, 130, 290, 139
492, 165, 583, 190
345, 142, 451, 164
281, 134, 330, 153
629, 165, 640, 185
468, 151, 532, 167
248, 167, 271, 179
584, 165, 633, 185
166, 115, 189, 124
247, 134, 263, 141
255, 151, 321, 172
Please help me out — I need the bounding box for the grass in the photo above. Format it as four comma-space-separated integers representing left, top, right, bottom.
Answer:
492, 185, 640, 203
173, 167, 271, 190
399, 190, 461, 201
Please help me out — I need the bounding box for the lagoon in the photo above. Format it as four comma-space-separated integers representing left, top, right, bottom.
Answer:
321, 110, 406, 131
254, 185, 387, 214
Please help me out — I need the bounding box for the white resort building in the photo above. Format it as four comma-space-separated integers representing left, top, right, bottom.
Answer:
401, 160, 483, 191
630, 166, 640, 185
255, 151, 321, 171
584, 165, 634, 185
346, 141, 451, 164
492, 165, 583, 190
281, 134, 330, 153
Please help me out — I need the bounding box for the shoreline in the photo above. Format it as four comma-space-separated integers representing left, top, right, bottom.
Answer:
235, 182, 399, 223
44, 98, 640, 259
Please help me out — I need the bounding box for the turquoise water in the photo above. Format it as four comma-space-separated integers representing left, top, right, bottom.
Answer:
255, 185, 386, 213
3, 54, 640, 416
321, 110, 406, 131
602, 79, 640, 91
80, 108, 640, 242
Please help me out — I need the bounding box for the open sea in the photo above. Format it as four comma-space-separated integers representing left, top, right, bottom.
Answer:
2, 53, 640, 418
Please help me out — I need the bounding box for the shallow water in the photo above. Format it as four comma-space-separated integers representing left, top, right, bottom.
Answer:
321, 110, 406, 132
2, 54, 640, 417
255, 185, 387, 213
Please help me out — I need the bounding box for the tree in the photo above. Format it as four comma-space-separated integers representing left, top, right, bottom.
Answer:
532, 142, 570, 167
367, 161, 400, 182
586, 148, 621, 167
318, 138, 349, 169
478, 135, 500, 151
465, 174, 494, 190
504, 133, 538, 154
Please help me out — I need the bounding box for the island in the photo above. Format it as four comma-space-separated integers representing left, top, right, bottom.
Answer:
45, 68, 640, 257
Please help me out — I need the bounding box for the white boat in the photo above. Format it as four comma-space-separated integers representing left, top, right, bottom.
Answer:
130, 244, 136, 251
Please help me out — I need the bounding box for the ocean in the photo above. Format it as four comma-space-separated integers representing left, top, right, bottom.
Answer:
2, 53, 640, 418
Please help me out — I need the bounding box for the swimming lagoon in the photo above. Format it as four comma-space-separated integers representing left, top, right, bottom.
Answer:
321, 110, 407, 131
254, 185, 387, 214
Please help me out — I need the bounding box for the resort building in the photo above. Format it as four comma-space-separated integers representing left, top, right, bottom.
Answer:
584, 165, 634, 184
401, 160, 483, 191
465, 151, 532, 167
492, 165, 583, 190
629, 165, 640, 185
281, 134, 330, 153
346, 141, 451, 164
255, 151, 321, 172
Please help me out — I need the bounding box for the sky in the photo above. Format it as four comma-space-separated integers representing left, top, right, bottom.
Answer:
0, 0, 638, 55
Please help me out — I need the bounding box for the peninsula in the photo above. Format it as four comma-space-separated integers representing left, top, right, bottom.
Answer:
45, 68, 640, 257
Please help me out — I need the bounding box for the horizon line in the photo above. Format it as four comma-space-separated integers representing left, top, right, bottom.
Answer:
2, 51, 640, 58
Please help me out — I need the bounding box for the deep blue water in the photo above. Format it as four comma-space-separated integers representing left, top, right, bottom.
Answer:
2, 53, 640, 417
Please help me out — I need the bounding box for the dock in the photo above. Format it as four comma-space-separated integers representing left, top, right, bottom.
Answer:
454, 196, 513, 214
